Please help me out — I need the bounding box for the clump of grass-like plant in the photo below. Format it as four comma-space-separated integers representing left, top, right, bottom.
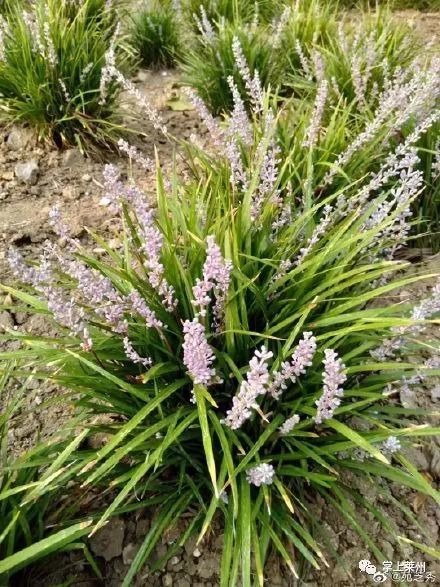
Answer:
2, 67, 440, 583
0, 0, 128, 149
183, 2, 423, 118
271, 46, 439, 247
182, 19, 277, 114
288, 9, 418, 107
0, 365, 103, 584
130, 2, 181, 69
182, 0, 278, 29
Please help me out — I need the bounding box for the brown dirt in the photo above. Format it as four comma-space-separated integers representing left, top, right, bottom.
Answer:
393, 10, 440, 40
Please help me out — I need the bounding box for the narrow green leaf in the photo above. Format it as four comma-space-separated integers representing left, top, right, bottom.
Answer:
325, 419, 389, 464
240, 476, 251, 587
0, 521, 93, 575
194, 384, 218, 497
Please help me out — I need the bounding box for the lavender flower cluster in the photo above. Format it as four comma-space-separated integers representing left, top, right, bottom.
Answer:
8, 209, 162, 363
194, 5, 215, 44
303, 79, 328, 149
231, 36, 263, 114
315, 349, 347, 424
183, 236, 232, 396
279, 414, 300, 435
123, 337, 152, 369
223, 333, 318, 430
192, 236, 232, 328
182, 318, 216, 388
102, 164, 177, 311
99, 51, 167, 134
223, 346, 273, 429
268, 332, 317, 399
246, 463, 275, 487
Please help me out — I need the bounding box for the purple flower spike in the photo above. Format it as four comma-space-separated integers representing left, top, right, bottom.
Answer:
223, 346, 273, 429
269, 332, 317, 399
123, 337, 152, 369
315, 349, 347, 424
182, 318, 216, 387
192, 235, 232, 328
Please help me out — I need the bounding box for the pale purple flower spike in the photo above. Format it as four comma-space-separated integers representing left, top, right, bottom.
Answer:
192, 235, 232, 327
227, 76, 253, 146
123, 337, 152, 369
303, 79, 328, 148
315, 349, 347, 424
269, 332, 317, 399
232, 36, 263, 114
128, 289, 163, 329
223, 346, 273, 429
194, 5, 215, 44
246, 463, 275, 487
279, 414, 300, 435
182, 318, 216, 386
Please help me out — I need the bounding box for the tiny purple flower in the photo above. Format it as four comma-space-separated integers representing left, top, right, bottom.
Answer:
246, 463, 275, 487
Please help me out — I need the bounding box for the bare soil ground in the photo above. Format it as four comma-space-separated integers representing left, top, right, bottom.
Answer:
1, 9, 440, 586
393, 9, 440, 40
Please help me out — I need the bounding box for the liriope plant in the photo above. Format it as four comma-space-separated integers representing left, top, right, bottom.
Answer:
187, 35, 440, 248
283, 7, 418, 105
0, 0, 129, 149
182, 18, 277, 115
129, 1, 182, 69
0, 365, 103, 584
181, 1, 420, 116
181, 0, 280, 30
2, 67, 440, 586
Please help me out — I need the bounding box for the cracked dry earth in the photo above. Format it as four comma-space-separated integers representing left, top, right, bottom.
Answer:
1, 21, 440, 587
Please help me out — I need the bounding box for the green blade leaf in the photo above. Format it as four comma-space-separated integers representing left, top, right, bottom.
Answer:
194, 384, 218, 497
0, 521, 93, 575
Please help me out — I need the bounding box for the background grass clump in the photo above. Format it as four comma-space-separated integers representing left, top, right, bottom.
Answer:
182, 21, 278, 115
0, 0, 129, 149
182, 0, 279, 28
130, 1, 181, 69
181, 1, 422, 116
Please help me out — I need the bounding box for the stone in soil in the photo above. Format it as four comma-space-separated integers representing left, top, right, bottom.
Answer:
89, 517, 125, 561
122, 542, 138, 566
6, 126, 33, 151
0, 311, 14, 331
62, 148, 85, 169
401, 446, 429, 471
15, 159, 39, 185
196, 554, 219, 579
400, 384, 418, 408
